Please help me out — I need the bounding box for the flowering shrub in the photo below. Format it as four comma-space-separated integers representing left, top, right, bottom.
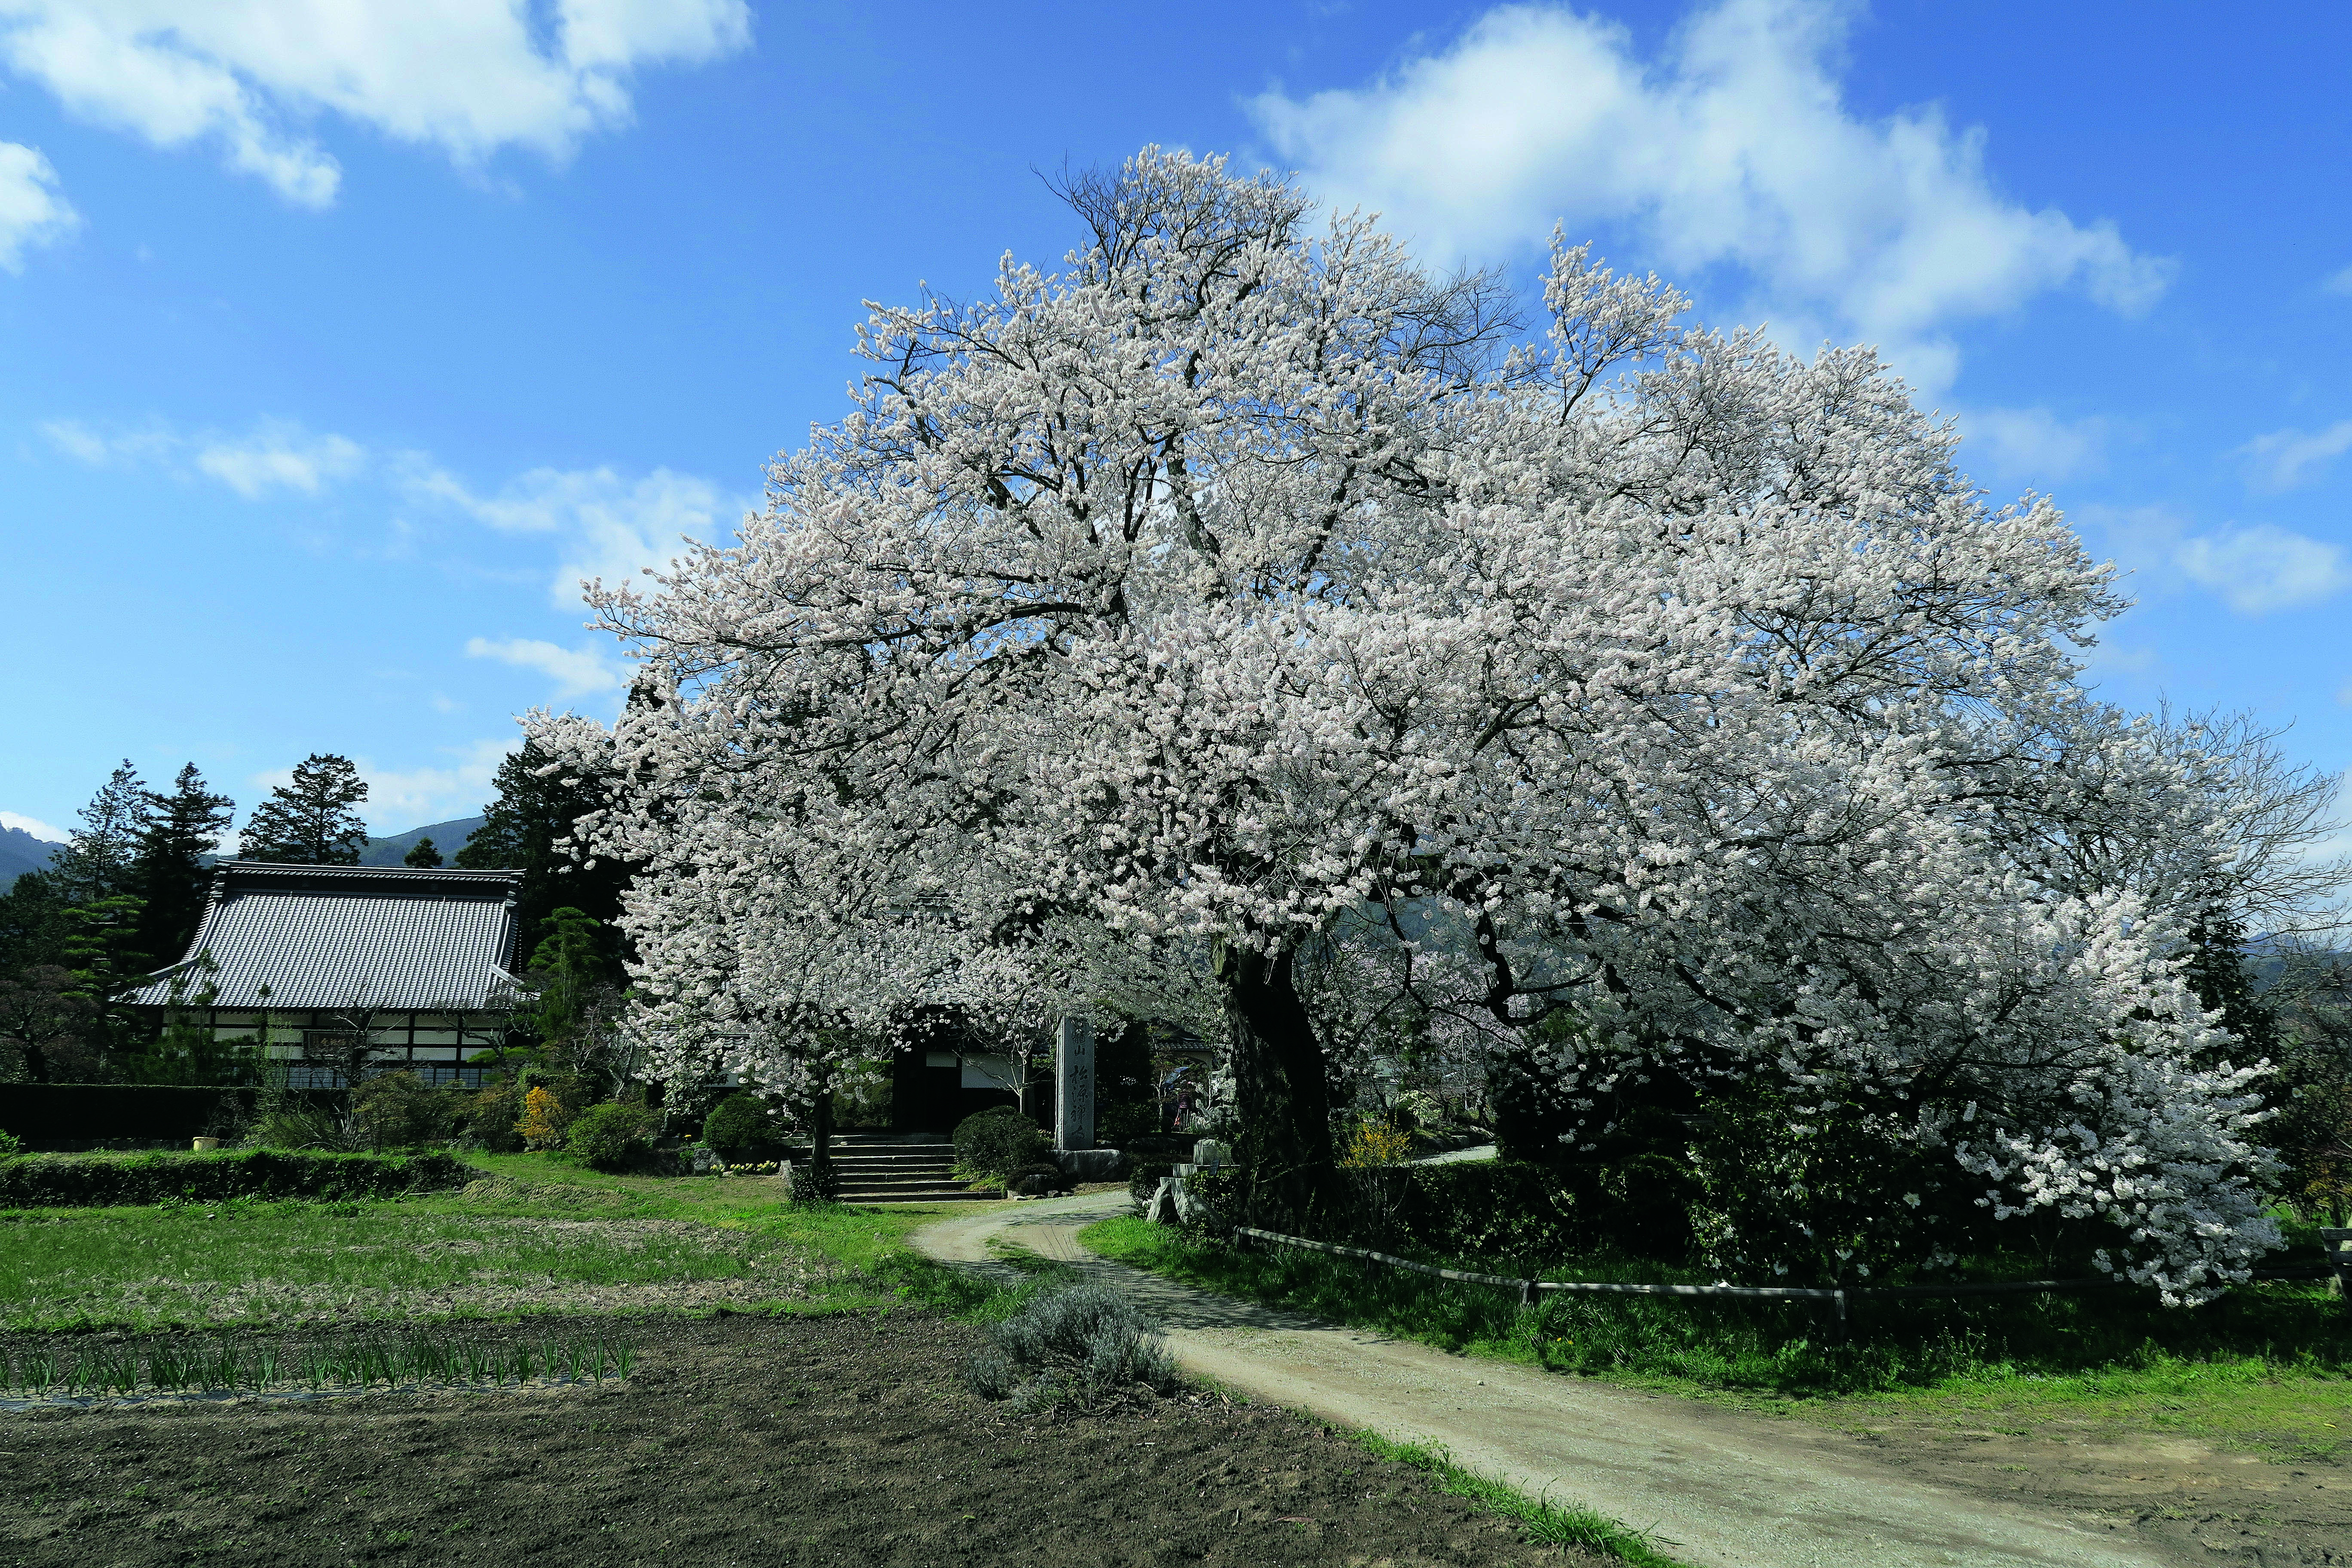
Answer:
1339, 1119, 1414, 1169
517, 1086, 570, 1151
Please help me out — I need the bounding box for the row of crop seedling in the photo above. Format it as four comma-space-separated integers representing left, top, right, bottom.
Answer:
0, 1332, 635, 1398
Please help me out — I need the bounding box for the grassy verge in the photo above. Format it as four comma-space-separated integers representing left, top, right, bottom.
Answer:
1349, 1431, 1688, 1568
0, 1151, 1006, 1332
1081, 1215, 2352, 1461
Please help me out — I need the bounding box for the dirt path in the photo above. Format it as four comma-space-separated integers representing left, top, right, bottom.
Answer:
913, 1194, 2185, 1568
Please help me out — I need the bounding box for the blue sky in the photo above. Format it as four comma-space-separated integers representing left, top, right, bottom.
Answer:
2, 0, 2348, 847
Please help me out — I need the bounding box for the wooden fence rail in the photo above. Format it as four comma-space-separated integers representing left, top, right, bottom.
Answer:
1230, 1224, 2343, 1334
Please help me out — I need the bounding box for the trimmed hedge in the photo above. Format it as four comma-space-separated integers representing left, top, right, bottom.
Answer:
0, 1148, 474, 1207
0, 1084, 270, 1146
1338, 1160, 1691, 1266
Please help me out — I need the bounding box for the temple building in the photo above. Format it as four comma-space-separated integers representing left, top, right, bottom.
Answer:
131, 861, 527, 1087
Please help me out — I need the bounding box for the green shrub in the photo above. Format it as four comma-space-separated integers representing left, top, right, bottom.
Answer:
965, 1282, 1179, 1411
1127, 1159, 1174, 1207
459, 1082, 525, 1152
565, 1102, 661, 1171
1097, 1099, 1161, 1146
255, 1102, 352, 1152
0, 1129, 23, 1158
351, 1072, 461, 1151
701, 1093, 774, 1154
953, 1106, 1048, 1179
0, 1148, 472, 1207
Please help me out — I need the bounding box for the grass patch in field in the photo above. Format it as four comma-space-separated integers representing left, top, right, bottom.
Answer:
1349, 1431, 1688, 1568
1081, 1214, 2352, 1458
0, 1152, 1004, 1332
1, 1326, 636, 1399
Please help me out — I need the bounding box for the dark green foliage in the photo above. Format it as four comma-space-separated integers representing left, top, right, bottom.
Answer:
567, 1101, 661, 1170
402, 836, 444, 868
2183, 902, 2278, 1066
458, 1081, 526, 1152
0, 869, 72, 975
701, 1092, 774, 1154
58, 894, 150, 1070
454, 741, 635, 946
44, 760, 147, 906
239, 754, 370, 865
0, 1147, 470, 1207
965, 1281, 1179, 1410
1127, 1159, 1175, 1206
131, 763, 234, 965
350, 1072, 462, 1150
0, 1083, 288, 1145
527, 906, 613, 1063
953, 1105, 1048, 1178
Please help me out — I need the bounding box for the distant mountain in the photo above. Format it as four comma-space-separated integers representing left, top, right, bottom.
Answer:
1, 824, 61, 889
361, 815, 489, 868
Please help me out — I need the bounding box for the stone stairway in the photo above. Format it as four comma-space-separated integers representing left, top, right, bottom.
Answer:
819, 1138, 981, 1205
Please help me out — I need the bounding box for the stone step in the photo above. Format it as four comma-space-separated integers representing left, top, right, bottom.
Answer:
836, 1186, 991, 1204
835, 1175, 974, 1193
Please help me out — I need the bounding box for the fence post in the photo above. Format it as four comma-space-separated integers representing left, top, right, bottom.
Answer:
1833, 1289, 1848, 1346
1520, 1277, 1535, 1309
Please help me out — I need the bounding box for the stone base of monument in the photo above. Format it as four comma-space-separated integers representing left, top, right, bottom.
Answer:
1049, 1147, 1126, 1180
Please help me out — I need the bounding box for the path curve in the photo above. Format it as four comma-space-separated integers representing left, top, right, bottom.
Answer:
911, 1194, 2182, 1568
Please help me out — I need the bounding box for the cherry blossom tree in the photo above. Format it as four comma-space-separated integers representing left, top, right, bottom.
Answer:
542, 149, 2306, 1292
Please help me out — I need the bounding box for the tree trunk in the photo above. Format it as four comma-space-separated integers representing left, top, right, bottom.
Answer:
1215, 940, 1332, 1234
807, 1071, 836, 1199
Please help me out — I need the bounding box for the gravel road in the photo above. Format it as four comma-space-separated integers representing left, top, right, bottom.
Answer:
913, 1192, 2185, 1568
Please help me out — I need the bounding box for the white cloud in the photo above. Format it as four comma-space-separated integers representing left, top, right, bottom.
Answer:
2325, 264, 2352, 297
38, 417, 110, 463
0, 0, 752, 207
42, 414, 368, 496
1249, 0, 2169, 390
409, 462, 732, 606
195, 420, 367, 497
2235, 420, 2352, 493
465, 635, 622, 699
0, 139, 75, 268
1963, 406, 2107, 485
2175, 524, 2352, 614
42, 409, 734, 606
268, 738, 514, 834
0, 809, 67, 841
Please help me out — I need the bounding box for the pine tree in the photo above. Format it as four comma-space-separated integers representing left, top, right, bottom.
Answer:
2183, 898, 2278, 1066
60, 893, 149, 1072
46, 760, 149, 905
403, 836, 444, 868
455, 742, 634, 941
133, 763, 234, 965
240, 754, 371, 865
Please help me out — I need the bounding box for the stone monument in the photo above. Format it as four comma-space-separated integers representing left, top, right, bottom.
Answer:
1054, 1014, 1095, 1151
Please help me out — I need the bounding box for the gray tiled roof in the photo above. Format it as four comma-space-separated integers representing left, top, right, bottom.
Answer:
133, 862, 524, 1011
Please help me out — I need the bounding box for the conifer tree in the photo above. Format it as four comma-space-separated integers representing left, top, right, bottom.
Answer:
455, 742, 632, 939
240, 754, 370, 865
133, 763, 233, 964
403, 836, 444, 868
47, 760, 148, 905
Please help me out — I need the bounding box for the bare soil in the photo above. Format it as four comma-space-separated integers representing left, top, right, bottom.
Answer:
0, 1313, 1605, 1568
1819, 1409, 2352, 1567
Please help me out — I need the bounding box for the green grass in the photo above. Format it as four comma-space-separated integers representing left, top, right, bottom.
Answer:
1, 1327, 637, 1398
1349, 1431, 1688, 1568
0, 1152, 1004, 1332
1081, 1215, 2352, 1459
